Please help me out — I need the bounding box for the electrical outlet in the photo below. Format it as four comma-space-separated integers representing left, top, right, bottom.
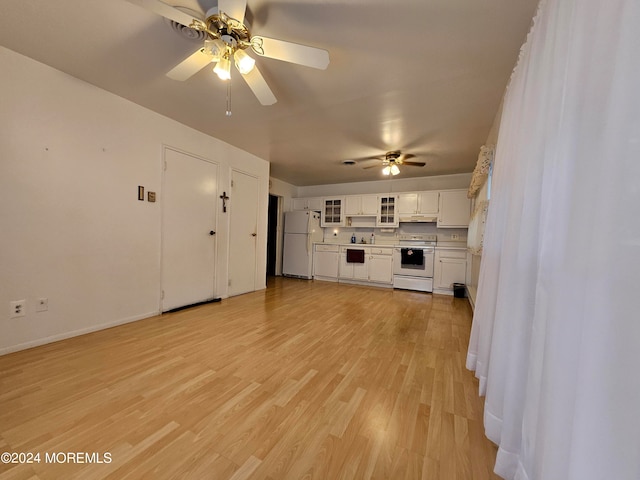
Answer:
36, 297, 48, 312
9, 300, 26, 318
451, 234, 459, 240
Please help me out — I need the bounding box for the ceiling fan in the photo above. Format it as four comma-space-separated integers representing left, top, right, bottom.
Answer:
361, 151, 427, 176
128, 0, 330, 106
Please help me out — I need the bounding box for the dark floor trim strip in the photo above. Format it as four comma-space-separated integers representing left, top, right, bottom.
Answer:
164, 298, 221, 314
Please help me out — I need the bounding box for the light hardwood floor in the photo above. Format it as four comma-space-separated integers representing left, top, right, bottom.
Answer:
0, 278, 498, 480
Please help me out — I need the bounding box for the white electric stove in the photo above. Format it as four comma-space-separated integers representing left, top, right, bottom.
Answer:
393, 234, 437, 292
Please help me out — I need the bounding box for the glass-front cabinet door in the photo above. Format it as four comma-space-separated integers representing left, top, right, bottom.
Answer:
321, 197, 345, 227
377, 195, 398, 226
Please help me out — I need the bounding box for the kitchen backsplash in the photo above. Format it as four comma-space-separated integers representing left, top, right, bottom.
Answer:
322, 223, 467, 245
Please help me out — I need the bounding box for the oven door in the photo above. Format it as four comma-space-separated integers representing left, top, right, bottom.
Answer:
393, 247, 434, 277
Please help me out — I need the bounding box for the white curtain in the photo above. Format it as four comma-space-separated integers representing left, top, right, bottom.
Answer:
467, 0, 640, 479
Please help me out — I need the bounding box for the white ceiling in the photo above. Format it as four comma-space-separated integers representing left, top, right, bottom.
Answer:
0, 0, 537, 186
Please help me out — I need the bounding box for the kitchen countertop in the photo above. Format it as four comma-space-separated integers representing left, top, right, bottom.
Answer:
314, 242, 395, 247
315, 242, 468, 250
435, 242, 468, 250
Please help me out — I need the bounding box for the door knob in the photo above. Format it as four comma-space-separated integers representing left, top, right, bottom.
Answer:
251, 233, 257, 237
209, 230, 215, 236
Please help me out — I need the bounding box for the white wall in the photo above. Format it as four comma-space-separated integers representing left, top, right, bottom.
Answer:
0, 47, 269, 354
269, 177, 297, 211
296, 173, 472, 197
268, 177, 297, 276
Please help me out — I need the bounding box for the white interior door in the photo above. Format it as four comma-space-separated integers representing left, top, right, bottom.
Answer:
228, 170, 259, 296
162, 148, 217, 311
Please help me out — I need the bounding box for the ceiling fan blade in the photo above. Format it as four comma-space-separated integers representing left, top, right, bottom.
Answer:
251, 36, 329, 70
401, 153, 416, 160
240, 66, 277, 106
127, 0, 200, 26
402, 161, 426, 167
218, 0, 247, 23
166, 49, 212, 81
361, 159, 385, 169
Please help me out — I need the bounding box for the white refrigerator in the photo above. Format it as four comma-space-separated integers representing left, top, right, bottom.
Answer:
283, 210, 323, 279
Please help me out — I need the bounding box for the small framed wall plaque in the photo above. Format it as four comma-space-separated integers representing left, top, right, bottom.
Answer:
147, 191, 156, 203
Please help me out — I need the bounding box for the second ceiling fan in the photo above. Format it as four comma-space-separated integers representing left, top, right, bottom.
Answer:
129, 0, 330, 106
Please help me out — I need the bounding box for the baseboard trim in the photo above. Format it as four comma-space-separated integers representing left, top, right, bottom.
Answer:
164, 298, 221, 313
0, 310, 160, 356
467, 285, 478, 311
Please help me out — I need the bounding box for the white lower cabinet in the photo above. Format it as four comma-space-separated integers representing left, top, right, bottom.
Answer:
433, 249, 467, 293
331, 245, 394, 286
339, 247, 369, 280
368, 252, 393, 284
313, 244, 339, 281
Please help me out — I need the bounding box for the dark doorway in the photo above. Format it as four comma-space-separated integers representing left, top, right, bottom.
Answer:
266, 194, 279, 277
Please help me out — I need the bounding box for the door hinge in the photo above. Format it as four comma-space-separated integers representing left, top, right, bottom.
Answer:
228, 279, 231, 286
164, 160, 167, 171
231, 180, 234, 188
161, 290, 165, 299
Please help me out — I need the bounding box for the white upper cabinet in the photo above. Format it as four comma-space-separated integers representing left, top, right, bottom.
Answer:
291, 198, 307, 211
437, 190, 471, 228
398, 191, 439, 216
321, 196, 345, 227
417, 192, 439, 215
377, 195, 399, 227
296, 189, 470, 228
292, 197, 323, 211
345, 195, 378, 216
307, 197, 324, 212
398, 193, 419, 215
361, 195, 379, 215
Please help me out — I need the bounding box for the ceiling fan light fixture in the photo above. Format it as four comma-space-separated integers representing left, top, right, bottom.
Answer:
214, 54, 231, 80
382, 166, 391, 175
203, 38, 225, 62
390, 164, 400, 175
234, 49, 256, 74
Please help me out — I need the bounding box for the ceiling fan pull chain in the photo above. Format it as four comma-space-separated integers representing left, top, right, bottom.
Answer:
226, 79, 232, 117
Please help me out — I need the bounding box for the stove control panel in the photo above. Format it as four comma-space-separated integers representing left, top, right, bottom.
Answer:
398, 234, 437, 244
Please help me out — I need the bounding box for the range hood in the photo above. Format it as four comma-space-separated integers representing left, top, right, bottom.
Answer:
399, 215, 438, 223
